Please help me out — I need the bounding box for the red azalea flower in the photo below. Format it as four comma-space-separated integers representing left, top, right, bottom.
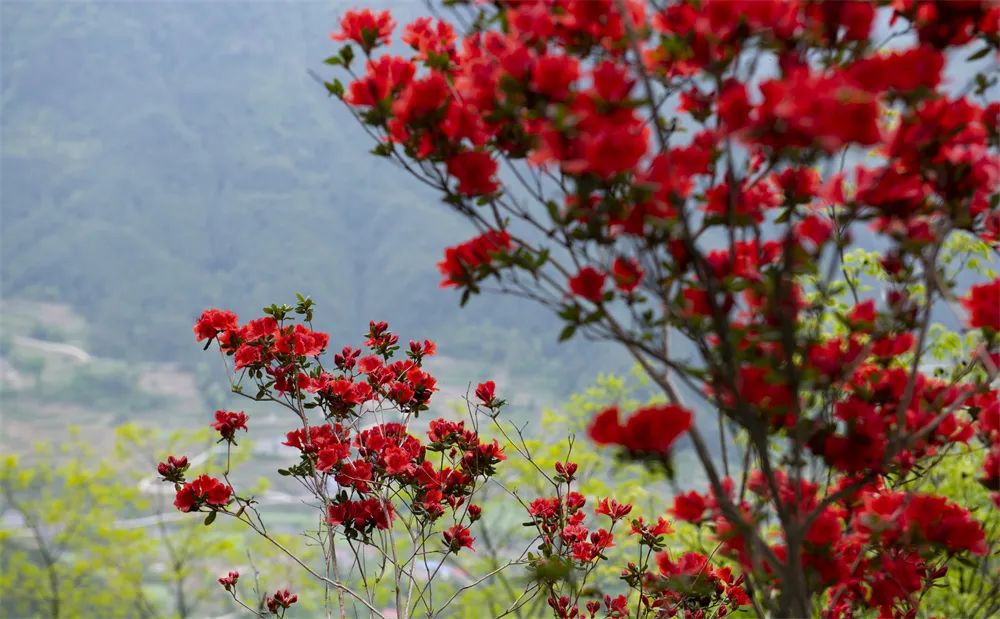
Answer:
446, 151, 499, 196
331, 9, 394, 52
588, 407, 622, 445
595, 497, 633, 521
240, 316, 277, 341
961, 278, 1000, 331
402, 17, 456, 59
670, 490, 707, 523
174, 475, 232, 513
475, 380, 496, 405
218, 570, 239, 591
717, 80, 750, 132
391, 73, 450, 129
848, 300, 877, 327
194, 309, 238, 343
531, 53, 579, 101
590, 404, 692, 456
437, 231, 512, 287
265, 588, 298, 613
443, 524, 475, 552
346, 55, 416, 107
233, 344, 262, 369
210, 410, 248, 442
408, 338, 436, 360
797, 214, 834, 249
554, 460, 577, 481
569, 266, 607, 303
611, 257, 644, 293
316, 441, 351, 472
846, 45, 944, 93
981, 450, 1000, 491
274, 324, 329, 357
157, 455, 189, 483
468, 504, 482, 522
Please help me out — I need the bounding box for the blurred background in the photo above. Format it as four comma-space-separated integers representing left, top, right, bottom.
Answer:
0, 0, 630, 455
0, 2, 632, 617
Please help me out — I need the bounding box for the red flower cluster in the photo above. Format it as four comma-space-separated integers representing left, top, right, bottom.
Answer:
734, 67, 882, 152
210, 410, 248, 443
156, 455, 189, 483
265, 588, 298, 614
331, 9, 394, 53
218, 570, 239, 592
278, 415, 505, 536
962, 278, 1000, 332
568, 267, 607, 304
588, 404, 693, 457
652, 551, 751, 612
671, 470, 988, 617
893, 0, 999, 48
442, 524, 474, 552
527, 460, 749, 619
446, 151, 498, 196
173, 474, 232, 513
974, 394, 1000, 506
854, 489, 987, 556
325, 497, 395, 534
193, 308, 238, 343
189, 300, 506, 551
526, 463, 621, 567
437, 230, 512, 288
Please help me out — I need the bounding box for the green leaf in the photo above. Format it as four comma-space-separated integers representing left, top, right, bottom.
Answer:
966, 46, 991, 61
203, 511, 217, 526
339, 45, 355, 67
325, 79, 344, 98
558, 324, 576, 342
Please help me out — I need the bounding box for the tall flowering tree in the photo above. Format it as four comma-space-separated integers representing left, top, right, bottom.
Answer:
318, 1, 1000, 616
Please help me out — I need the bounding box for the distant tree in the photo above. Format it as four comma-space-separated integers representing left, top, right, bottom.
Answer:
1, 429, 155, 618
0, 425, 314, 619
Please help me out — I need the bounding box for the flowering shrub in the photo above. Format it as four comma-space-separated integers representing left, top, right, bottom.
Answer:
315, 0, 1000, 616
164, 298, 528, 616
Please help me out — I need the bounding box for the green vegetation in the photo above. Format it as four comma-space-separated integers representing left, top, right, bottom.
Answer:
0, 425, 323, 619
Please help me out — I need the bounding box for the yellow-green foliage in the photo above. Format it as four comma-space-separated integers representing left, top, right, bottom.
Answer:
0, 429, 153, 618
0, 424, 322, 618
912, 446, 1000, 619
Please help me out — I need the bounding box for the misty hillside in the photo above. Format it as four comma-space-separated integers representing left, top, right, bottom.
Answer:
0, 0, 624, 392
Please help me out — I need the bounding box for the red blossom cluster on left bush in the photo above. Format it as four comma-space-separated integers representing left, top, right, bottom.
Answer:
161, 298, 512, 614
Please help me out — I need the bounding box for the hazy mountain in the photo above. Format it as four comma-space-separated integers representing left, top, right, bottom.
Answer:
0, 0, 626, 394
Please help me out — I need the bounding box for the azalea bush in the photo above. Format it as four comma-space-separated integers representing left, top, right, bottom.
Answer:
166, 300, 524, 617
161, 0, 1000, 617
170, 302, 752, 618
313, 0, 1000, 616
